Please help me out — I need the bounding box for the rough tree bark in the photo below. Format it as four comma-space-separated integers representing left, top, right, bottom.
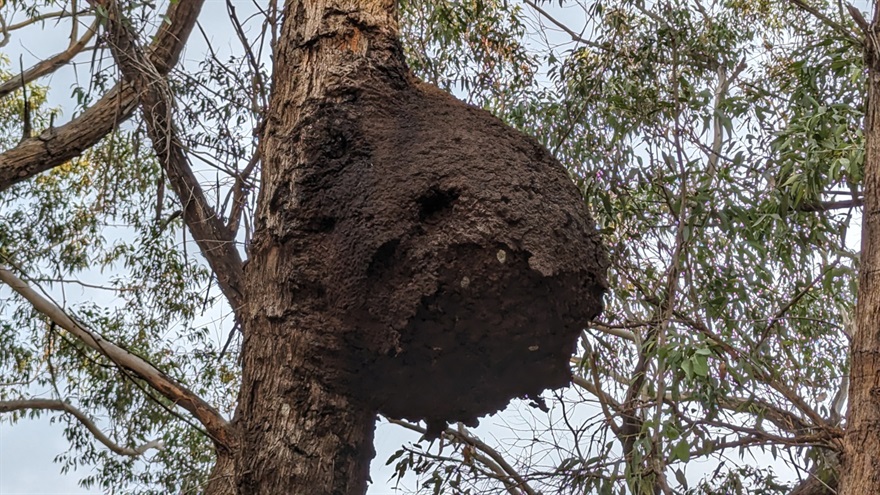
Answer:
841, 3, 880, 494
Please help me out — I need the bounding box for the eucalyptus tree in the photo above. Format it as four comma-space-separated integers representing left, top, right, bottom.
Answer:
0, 0, 876, 494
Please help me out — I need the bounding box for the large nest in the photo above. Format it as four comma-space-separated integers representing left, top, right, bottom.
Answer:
282, 76, 607, 428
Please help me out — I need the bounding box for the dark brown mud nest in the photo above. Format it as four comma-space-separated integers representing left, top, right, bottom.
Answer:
280, 74, 607, 428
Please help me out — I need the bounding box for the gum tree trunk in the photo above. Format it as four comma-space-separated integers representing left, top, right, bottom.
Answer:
235, 0, 399, 493
841, 5, 880, 494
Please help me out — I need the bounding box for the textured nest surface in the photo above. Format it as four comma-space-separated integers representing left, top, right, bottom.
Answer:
285, 78, 607, 427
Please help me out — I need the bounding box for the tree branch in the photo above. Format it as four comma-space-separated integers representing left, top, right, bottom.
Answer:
0, 18, 99, 99
3, 10, 85, 33
522, 0, 607, 51
227, 150, 259, 234
0, 266, 234, 451
94, 0, 245, 313
0, 0, 206, 192
786, 0, 860, 42
0, 398, 164, 456
386, 418, 538, 495
797, 198, 863, 212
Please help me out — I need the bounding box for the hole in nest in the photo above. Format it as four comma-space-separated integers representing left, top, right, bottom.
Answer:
367, 239, 401, 278
302, 215, 337, 233
417, 187, 459, 223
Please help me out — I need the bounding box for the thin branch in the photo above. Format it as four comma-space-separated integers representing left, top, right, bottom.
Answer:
715, 395, 814, 434
787, 0, 860, 42
95, 0, 245, 313
588, 320, 636, 341
706, 59, 746, 178
226, 0, 268, 112
26, 276, 140, 292
684, 314, 831, 430
572, 373, 621, 410
386, 418, 538, 495
0, 399, 163, 456
227, 150, 259, 234
3, 10, 86, 32
0, 18, 99, 99
797, 198, 864, 212
830, 373, 848, 424
0, 0, 206, 192
756, 263, 835, 346
0, 266, 234, 451
522, 0, 607, 51
0, 13, 9, 48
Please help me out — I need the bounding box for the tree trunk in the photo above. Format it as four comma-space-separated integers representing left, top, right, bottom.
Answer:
840, 7, 880, 494
234, 0, 397, 493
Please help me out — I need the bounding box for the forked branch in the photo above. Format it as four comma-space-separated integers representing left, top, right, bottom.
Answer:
93, 0, 244, 312
786, 0, 860, 42
0, 266, 234, 451
386, 417, 538, 495
0, 0, 206, 192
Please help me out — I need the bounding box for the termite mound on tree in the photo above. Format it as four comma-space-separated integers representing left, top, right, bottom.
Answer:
261, 39, 608, 430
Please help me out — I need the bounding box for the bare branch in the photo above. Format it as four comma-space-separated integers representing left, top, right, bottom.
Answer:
714, 395, 815, 435
95, 0, 245, 312
0, 0, 206, 192
522, 0, 607, 51
0, 266, 234, 451
588, 321, 636, 341
0, 399, 164, 456
3, 10, 85, 32
0, 18, 99, 99
227, 150, 259, 234
386, 417, 538, 495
